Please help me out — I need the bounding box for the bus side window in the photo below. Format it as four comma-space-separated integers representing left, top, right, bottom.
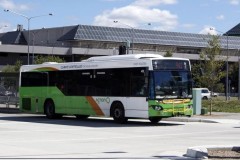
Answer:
21, 72, 48, 87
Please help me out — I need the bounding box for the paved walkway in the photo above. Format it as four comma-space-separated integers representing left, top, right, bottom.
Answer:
164, 112, 240, 124
194, 112, 240, 120
194, 112, 240, 124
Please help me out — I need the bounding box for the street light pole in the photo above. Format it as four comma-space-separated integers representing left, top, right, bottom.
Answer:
31, 32, 36, 64
238, 49, 240, 100
210, 28, 229, 101
4, 9, 53, 65
113, 20, 134, 54
227, 34, 229, 100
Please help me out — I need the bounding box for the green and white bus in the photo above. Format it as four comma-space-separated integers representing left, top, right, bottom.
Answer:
19, 54, 193, 123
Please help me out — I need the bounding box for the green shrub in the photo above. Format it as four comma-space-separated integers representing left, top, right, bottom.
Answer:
202, 99, 240, 113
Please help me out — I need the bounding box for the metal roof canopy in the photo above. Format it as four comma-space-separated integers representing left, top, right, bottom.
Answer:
1, 24, 240, 54
69, 25, 240, 50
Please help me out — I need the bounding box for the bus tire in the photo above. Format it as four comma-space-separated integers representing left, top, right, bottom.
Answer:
111, 102, 127, 124
149, 117, 161, 124
45, 100, 56, 119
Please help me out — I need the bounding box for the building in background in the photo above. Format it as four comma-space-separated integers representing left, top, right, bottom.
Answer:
0, 24, 240, 69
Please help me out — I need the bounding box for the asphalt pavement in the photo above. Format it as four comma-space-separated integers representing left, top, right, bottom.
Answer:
0, 106, 240, 159
164, 112, 240, 159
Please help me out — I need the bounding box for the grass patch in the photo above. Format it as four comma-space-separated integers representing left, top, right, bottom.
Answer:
202, 96, 240, 113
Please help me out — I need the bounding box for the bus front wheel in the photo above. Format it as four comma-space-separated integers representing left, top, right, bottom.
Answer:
111, 102, 127, 124
149, 117, 161, 124
45, 101, 56, 119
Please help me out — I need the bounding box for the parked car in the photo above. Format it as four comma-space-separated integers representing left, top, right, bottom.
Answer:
200, 88, 211, 100
210, 91, 218, 97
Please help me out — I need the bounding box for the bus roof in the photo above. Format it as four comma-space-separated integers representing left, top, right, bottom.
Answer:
20, 54, 190, 72
83, 54, 163, 62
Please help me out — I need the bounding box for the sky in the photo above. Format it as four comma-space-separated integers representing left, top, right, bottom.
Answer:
0, 0, 240, 35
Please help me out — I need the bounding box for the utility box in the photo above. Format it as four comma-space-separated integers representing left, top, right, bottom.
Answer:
193, 88, 202, 115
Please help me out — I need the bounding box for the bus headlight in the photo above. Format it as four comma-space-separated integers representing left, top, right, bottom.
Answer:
151, 105, 163, 111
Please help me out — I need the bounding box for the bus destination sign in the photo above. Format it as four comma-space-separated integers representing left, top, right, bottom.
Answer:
152, 60, 190, 70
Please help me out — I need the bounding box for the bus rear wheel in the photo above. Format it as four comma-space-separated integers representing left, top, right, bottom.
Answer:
45, 101, 56, 119
149, 117, 161, 124
111, 102, 127, 124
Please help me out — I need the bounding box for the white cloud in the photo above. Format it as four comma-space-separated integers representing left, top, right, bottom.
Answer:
216, 14, 225, 20
199, 26, 217, 35
132, 0, 177, 7
0, 0, 29, 11
94, 0, 178, 31
230, 0, 239, 5
0, 22, 10, 33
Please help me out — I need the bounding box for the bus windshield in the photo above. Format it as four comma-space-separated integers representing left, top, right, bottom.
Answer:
150, 71, 192, 99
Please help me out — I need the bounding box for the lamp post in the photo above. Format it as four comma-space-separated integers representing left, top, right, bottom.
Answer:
4, 9, 53, 65
238, 49, 240, 100
210, 28, 229, 101
31, 32, 38, 64
113, 20, 134, 54
31, 29, 45, 64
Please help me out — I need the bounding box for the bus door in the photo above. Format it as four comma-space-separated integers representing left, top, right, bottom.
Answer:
126, 71, 149, 118
125, 97, 148, 118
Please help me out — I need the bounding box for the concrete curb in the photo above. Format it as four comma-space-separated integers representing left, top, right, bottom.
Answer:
164, 117, 240, 124
186, 146, 208, 159
186, 145, 240, 159
163, 117, 218, 123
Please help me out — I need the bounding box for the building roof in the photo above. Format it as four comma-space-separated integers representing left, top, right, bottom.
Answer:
2, 24, 240, 50
57, 26, 79, 41
225, 23, 240, 36
57, 24, 240, 49
0, 31, 26, 44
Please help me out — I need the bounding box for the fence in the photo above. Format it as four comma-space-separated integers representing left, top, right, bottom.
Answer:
0, 72, 19, 108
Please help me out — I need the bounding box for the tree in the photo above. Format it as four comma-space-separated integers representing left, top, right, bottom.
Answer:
193, 35, 226, 114
1, 60, 22, 73
228, 62, 239, 93
199, 35, 225, 90
164, 50, 173, 57
34, 55, 65, 64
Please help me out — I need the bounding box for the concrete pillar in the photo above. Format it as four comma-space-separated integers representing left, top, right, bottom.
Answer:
193, 88, 202, 115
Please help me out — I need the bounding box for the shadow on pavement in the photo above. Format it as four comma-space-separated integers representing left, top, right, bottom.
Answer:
153, 155, 197, 160
0, 113, 184, 128
0, 153, 197, 160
